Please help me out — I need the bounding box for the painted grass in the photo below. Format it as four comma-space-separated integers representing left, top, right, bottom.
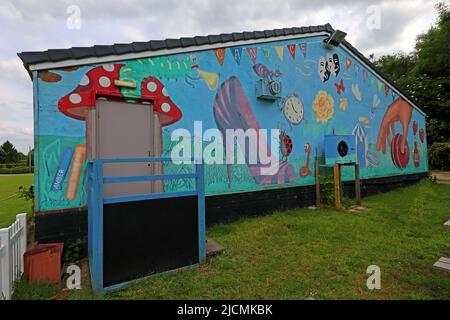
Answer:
0, 174, 34, 228
67, 179, 450, 300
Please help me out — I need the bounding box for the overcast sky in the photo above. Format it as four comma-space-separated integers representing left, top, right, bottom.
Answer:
0, 0, 443, 153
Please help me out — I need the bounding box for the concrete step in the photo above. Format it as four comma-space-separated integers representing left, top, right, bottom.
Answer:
206, 237, 224, 257
434, 257, 450, 273
444, 220, 450, 229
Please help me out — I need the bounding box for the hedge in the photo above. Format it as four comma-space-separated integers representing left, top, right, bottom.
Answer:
0, 167, 34, 174
428, 142, 450, 171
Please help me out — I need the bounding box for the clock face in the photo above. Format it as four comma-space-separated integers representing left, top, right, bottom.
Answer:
283, 96, 304, 125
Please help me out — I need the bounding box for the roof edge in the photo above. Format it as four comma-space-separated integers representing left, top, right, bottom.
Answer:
18, 23, 426, 116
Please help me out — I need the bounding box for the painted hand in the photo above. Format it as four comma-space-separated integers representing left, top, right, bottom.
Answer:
376, 98, 413, 154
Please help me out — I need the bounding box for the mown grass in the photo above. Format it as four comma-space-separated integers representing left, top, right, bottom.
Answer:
65, 179, 450, 300
11, 277, 61, 300
0, 174, 34, 228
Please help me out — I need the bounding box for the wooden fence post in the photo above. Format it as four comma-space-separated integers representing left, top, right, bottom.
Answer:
315, 160, 320, 207
334, 164, 341, 209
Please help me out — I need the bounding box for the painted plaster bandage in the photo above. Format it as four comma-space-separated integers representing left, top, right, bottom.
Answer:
66, 144, 86, 201
51, 147, 74, 191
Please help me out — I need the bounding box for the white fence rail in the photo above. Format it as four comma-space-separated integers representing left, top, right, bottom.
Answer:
0, 213, 27, 300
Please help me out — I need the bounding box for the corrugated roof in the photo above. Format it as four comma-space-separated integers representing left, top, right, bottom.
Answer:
17, 23, 425, 114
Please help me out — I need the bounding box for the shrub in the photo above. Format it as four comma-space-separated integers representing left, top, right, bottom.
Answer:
428, 142, 450, 171
0, 162, 29, 168
0, 167, 34, 174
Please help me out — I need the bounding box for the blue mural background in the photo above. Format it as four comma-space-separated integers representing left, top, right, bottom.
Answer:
34, 34, 428, 212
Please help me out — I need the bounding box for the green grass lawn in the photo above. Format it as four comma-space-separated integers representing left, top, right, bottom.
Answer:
0, 174, 34, 228
67, 179, 450, 300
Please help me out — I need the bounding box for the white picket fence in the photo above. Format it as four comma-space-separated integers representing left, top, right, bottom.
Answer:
0, 213, 27, 300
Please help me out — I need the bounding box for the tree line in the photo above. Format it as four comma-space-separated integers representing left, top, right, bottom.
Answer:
373, 2, 450, 145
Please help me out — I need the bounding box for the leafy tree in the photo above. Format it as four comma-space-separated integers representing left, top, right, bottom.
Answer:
0, 141, 20, 163
411, 2, 450, 78
374, 2, 450, 145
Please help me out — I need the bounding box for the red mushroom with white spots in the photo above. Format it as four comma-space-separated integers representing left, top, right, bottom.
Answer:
57, 64, 183, 126
140, 76, 182, 126
58, 64, 124, 120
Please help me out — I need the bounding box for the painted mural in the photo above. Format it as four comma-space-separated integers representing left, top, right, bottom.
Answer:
34, 34, 428, 212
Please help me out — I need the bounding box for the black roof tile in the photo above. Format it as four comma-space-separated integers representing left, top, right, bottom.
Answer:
180, 37, 196, 47
243, 31, 254, 40
194, 36, 209, 46
70, 47, 95, 58
93, 45, 115, 56
149, 40, 166, 50
113, 43, 134, 54
219, 33, 234, 42
131, 42, 150, 52
165, 38, 181, 49
231, 32, 244, 41
263, 30, 275, 37
46, 49, 73, 61
273, 29, 284, 36
207, 34, 222, 44
254, 31, 266, 39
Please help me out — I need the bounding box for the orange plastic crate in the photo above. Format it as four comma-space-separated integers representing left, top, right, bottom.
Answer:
24, 243, 64, 285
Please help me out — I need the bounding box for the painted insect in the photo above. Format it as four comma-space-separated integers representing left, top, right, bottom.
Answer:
279, 131, 293, 159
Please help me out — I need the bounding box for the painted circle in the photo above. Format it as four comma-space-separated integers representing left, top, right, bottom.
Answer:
162, 87, 169, 97
161, 102, 171, 113
103, 64, 115, 72
99, 76, 111, 88
147, 81, 158, 92
69, 93, 82, 104
79, 75, 90, 86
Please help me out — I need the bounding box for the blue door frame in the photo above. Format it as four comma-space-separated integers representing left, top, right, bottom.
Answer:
87, 157, 206, 295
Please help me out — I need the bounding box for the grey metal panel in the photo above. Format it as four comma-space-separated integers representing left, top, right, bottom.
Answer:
96, 100, 156, 197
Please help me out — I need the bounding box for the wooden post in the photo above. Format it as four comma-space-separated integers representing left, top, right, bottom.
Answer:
334, 164, 341, 209
315, 160, 320, 207
355, 163, 361, 205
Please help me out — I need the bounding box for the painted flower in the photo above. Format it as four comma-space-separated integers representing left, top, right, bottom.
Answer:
340, 97, 348, 112
312, 90, 334, 123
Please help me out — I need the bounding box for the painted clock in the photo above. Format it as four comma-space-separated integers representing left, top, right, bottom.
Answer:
283, 95, 304, 125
